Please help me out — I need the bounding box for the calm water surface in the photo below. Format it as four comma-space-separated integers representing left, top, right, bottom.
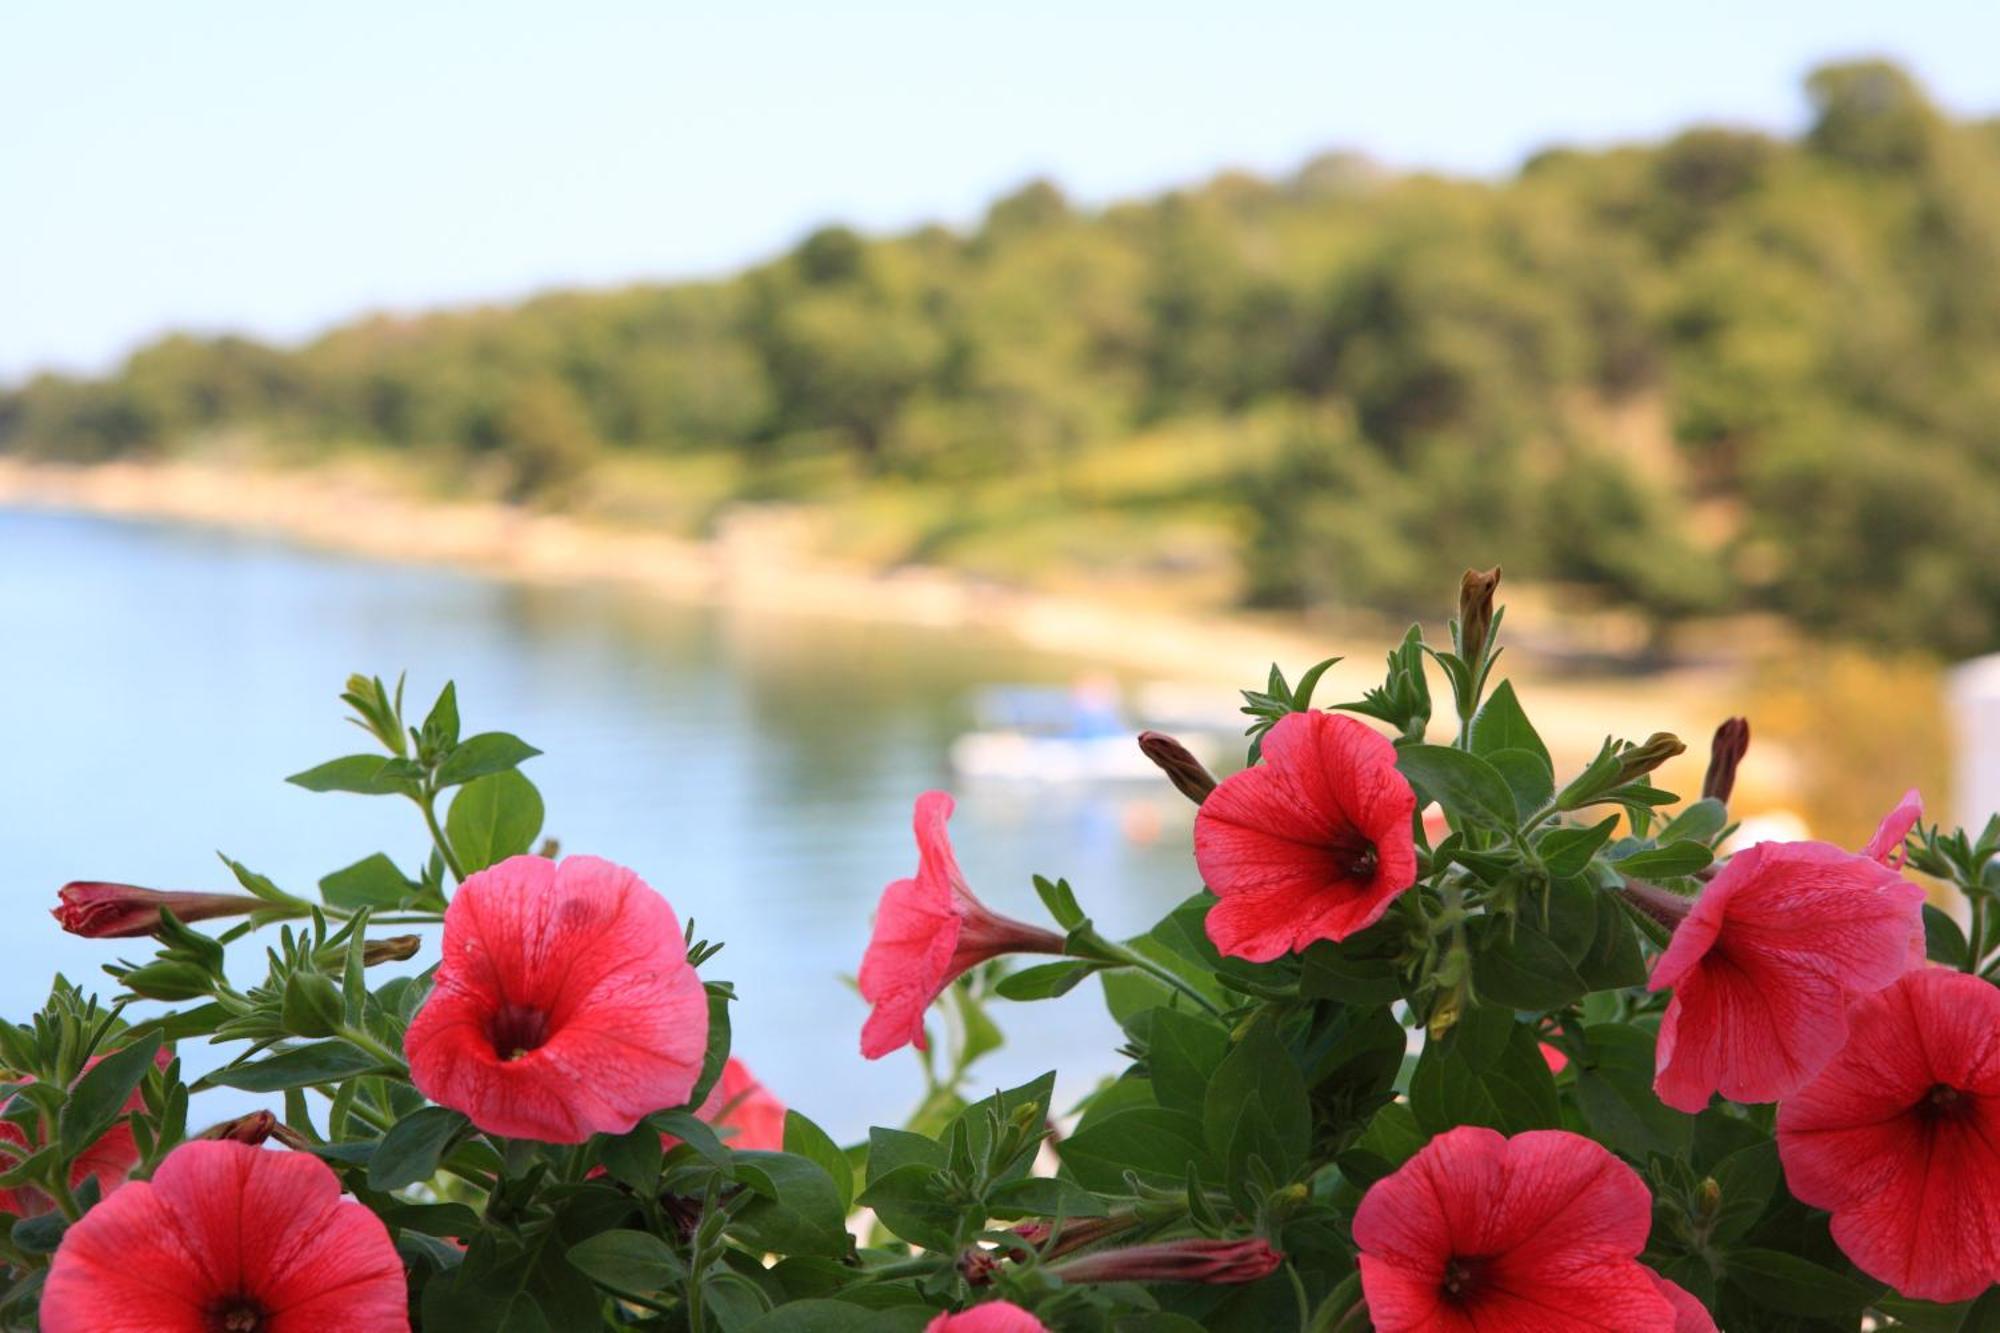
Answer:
0, 509, 1204, 1139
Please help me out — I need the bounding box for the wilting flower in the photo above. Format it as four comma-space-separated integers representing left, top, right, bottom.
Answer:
53, 881, 265, 939
1194, 709, 1417, 962
859, 792, 1065, 1059
1776, 966, 2000, 1303
1647, 806, 1926, 1113
925, 1303, 1046, 1332
405, 854, 709, 1143
1647, 1271, 1719, 1333
1354, 1126, 1682, 1332
0, 1045, 169, 1219
1012, 1212, 1139, 1259
1048, 1236, 1282, 1285
41, 1140, 407, 1332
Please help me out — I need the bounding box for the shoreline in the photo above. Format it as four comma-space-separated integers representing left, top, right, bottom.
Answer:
0, 456, 1729, 762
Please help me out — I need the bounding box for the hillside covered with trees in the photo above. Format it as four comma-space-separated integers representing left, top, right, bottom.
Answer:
8, 61, 2000, 653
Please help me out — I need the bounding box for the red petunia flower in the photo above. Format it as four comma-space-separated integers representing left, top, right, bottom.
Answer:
925, 1303, 1046, 1332
1646, 1271, 1718, 1332
41, 1139, 407, 1332
1861, 787, 1923, 868
1647, 817, 1925, 1113
53, 881, 266, 938
701, 1056, 786, 1152
1776, 966, 2000, 1303
859, 793, 1065, 1060
0, 1045, 170, 1219
1354, 1125, 1681, 1332
1193, 710, 1417, 962
405, 854, 710, 1143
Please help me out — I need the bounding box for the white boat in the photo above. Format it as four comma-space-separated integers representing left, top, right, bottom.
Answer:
948, 683, 1226, 784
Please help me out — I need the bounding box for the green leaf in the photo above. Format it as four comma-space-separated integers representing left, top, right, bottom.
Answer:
1537, 816, 1619, 878
1571, 1023, 1693, 1160
745, 1302, 932, 1333
369, 1106, 467, 1191
1410, 1005, 1559, 1136
199, 1040, 383, 1092
1707, 1139, 1780, 1244
567, 1230, 685, 1296
1147, 1007, 1230, 1118
434, 732, 542, 787
947, 1072, 1054, 1185
653, 1109, 730, 1168
58, 1033, 160, 1159
421, 681, 461, 752
986, 1174, 1110, 1219
1396, 745, 1519, 829
1485, 747, 1555, 820
1658, 798, 1728, 846
1060, 1107, 1214, 1193
1723, 1248, 1881, 1320
1203, 1022, 1309, 1176
1468, 918, 1586, 1012
319, 853, 413, 910
1614, 841, 1714, 879
1299, 928, 1406, 1005
1576, 894, 1647, 990
285, 754, 413, 795
731, 1151, 852, 1259
1470, 681, 1551, 769
783, 1111, 854, 1214
995, 959, 1105, 1001
599, 1122, 666, 1192
1925, 903, 1971, 968
854, 1162, 958, 1251
446, 770, 545, 874
1335, 1100, 1426, 1188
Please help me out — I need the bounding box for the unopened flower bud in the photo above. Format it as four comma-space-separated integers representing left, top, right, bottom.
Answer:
1011, 1213, 1139, 1259
1616, 733, 1686, 786
1458, 567, 1502, 665
118, 960, 218, 1001
1137, 732, 1219, 805
1049, 1236, 1282, 1286
1702, 718, 1751, 804
363, 935, 422, 966
957, 1248, 1002, 1286
54, 882, 265, 940
198, 1110, 306, 1149
1694, 1176, 1723, 1221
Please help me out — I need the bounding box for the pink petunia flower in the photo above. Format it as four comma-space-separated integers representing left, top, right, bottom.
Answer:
1647, 800, 1926, 1113
925, 1302, 1046, 1332
1776, 966, 2000, 1303
0, 1044, 170, 1219
53, 881, 266, 938
859, 793, 1065, 1060
1354, 1125, 1681, 1332
405, 854, 710, 1143
41, 1140, 408, 1332
1646, 1271, 1719, 1332
1194, 710, 1418, 962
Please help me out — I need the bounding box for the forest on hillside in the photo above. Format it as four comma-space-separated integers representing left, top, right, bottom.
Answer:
7, 61, 2000, 654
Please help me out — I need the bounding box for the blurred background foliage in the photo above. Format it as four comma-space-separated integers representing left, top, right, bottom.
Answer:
7, 61, 2000, 654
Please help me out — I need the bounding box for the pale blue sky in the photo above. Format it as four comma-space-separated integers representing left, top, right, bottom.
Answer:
4, 1, 1997, 379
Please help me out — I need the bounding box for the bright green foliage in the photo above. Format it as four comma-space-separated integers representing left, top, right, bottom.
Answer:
10, 64, 2000, 648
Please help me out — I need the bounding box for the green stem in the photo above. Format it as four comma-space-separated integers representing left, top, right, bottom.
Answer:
337, 1024, 410, 1078
416, 787, 467, 883
1966, 896, 1986, 975
1089, 939, 1222, 1017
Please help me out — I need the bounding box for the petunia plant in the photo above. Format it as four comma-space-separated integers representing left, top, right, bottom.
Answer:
3, 572, 1999, 1330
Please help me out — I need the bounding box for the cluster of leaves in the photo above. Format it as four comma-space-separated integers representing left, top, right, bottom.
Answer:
1, 596, 1996, 1329
8, 64, 2000, 649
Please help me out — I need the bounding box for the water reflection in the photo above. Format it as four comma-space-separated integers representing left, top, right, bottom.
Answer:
0, 509, 1200, 1138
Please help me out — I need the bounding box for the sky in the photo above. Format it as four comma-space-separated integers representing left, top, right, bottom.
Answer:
4, 1, 1998, 380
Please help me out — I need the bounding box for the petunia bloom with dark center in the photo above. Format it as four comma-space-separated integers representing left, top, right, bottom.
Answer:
404, 854, 710, 1143
1776, 966, 2000, 1303
1193, 709, 1417, 962
40, 1140, 408, 1332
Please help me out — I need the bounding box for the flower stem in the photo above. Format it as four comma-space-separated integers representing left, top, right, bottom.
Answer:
416, 787, 467, 884
1072, 930, 1221, 1017
337, 1024, 410, 1078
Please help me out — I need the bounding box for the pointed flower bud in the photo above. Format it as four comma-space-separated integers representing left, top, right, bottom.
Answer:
1048, 1236, 1282, 1285
1616, 733, 1686, 786
1137, 732, 1217, 805
363, 935, 422, 966
1458, 566, 1502, 664
54, 882, 265, 939
1701, 718, 1750, 804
